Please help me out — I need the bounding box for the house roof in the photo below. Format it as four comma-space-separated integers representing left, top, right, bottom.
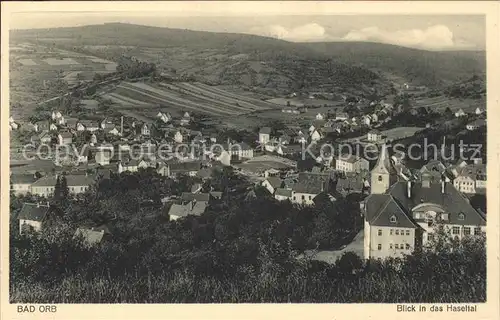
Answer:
210, 191, 223, 199
259, 127, 272, 134
365, 181, 485, 227
275, 188, 292, 197
181, 192, 210, 202
79, 120, 99, 127
467, 119, 486, 127
338, 154, 364, 164
264, 177, 283, 189
31, 174, 95, 187
10, 174, 37, 184
74, 228, 106, 245
169, 161, 201, 172
168, 201, 206, 218
18, 203, 50, 222
190, 183, 202, 193
197, 167, 214, 179
59, 131, 72, 139
456, 164, 486, 180
293, 172, 330, 194
369, 129, 381, 134
65, 118, 79, 126
420, 160, 446, 174
335, 175, 366, 192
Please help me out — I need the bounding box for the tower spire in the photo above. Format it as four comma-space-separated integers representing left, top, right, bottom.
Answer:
373, 143, 390, 174
370, 143, 396, 194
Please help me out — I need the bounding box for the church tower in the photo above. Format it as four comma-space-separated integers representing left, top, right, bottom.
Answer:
370, 144, 398, 194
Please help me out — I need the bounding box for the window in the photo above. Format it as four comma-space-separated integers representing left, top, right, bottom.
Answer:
405, 230, 410, 236
400, 244, 404, 250
428, 233, 434, 242
463, 227, 471, 236
377, 244, 382, 250
390, 215, 397, 223
390, 229, 393, 235
293, 196, 296, 201
301, 195, 305, 200
405, 243, 410, 250
378, 175, 383, 181
458, 213, 465, 221
395, 229, 399, 235
389, 244, 393, 249
308, 196, 312, 200
474, 227, 481, 236
395, 244, 399, 249
452, 226, 460, 235
378, 229, 382, 236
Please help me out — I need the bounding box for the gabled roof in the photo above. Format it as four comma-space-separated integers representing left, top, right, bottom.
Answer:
181, 192, 210, 202
18, 203, 50, 221
293, 172, 330, 194
210, 191, 223, 199
11, 174, 37, 184
467, 119, 486, 127
79, 120, 99, 127
31, 174, 95, 187
169, 161, 201, 172
275, 188, 292, 197
259, 127, 272, 134
370, 197, 420, 229
74, 228, 106, 245
168, 201, 206, 218
264, 177, 283, 189
58, 131, 72, 139
338, 154, 365, 164
336, 175, 366, 192
366, 181, 486, 227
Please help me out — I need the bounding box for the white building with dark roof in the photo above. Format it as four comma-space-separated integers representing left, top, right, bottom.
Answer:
335, 154, 369, 174
10, 174, 38, 195
259, 127, 272, 144
290, 172, 332, 205
363, 145, 486, 260
18, 202, 51, 234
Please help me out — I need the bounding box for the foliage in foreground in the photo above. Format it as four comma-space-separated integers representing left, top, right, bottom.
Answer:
9, 169, 486, 303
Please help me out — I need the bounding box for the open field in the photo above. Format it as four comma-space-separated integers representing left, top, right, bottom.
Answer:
412, 95, 485, 113
267, 97, 343, 108
9, 42, 119, 119
102, 81, 283, 121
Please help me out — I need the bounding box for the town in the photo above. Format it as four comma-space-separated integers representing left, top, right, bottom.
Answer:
8, 18, 487, 304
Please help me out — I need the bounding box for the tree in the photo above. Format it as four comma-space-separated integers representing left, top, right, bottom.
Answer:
53, 176, 62, 201
60, 176, 69, 200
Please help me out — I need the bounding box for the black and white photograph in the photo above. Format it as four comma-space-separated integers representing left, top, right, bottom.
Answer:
1, 1, 498, 312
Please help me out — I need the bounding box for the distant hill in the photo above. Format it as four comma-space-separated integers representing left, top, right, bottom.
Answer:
302, 41, 486, 87
11, 23, 486, 90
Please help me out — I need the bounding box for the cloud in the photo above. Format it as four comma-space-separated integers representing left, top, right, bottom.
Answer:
342, 25, 474, 50
248, 23, 330, 42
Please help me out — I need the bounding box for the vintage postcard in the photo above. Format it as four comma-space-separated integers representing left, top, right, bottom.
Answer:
1, 1, 499, 320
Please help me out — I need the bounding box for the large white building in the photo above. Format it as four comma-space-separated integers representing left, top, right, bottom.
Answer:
363, 145, 486, 260
335, 154, 369, 173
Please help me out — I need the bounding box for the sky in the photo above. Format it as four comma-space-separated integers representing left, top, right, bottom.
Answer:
10, 13, 485, 51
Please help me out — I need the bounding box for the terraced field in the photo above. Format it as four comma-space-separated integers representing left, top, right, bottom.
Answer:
103, 81, 281, 118
412, 95, 485, 113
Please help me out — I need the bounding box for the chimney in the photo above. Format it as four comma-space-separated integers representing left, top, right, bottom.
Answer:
441, 179, 445, 194
407, 181, 411, 198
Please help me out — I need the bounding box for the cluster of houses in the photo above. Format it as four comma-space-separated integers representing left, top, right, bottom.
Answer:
166, 183, 223, 220
17, 201, 112, 246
